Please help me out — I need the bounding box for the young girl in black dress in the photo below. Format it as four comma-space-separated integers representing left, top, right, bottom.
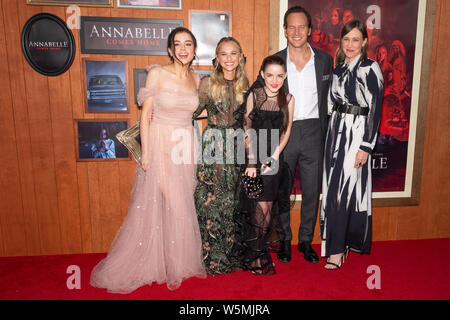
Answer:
238, 55, 295, 275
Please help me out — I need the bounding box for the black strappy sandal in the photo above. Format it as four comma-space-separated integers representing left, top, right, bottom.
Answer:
250, 263, 276, 275
324, 258, 342, 270
325, 247, 350, 270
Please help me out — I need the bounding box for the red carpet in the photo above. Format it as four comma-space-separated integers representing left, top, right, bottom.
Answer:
0, 238, 449, 300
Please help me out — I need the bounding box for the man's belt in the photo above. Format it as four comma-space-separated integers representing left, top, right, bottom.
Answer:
333, 103, 369, 116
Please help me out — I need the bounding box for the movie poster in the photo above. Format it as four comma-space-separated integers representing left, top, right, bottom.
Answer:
288, 0, 420, 194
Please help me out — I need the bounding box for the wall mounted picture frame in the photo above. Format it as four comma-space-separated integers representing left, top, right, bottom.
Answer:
133, 68, 148, 105
26, 0, 113, 6
21, 13, 75, 76
82, 57, 129, 113
274, 0, 434, 207
80, 16, 183, 55
75, 119, 131, 161
117, 0, 181, 10
189, 10, 231, 66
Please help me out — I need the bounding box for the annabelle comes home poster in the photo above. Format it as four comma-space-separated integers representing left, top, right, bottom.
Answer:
80, 16, 183, 55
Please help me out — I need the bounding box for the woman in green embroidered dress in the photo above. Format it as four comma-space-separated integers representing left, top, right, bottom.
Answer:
193, 37, 249, 275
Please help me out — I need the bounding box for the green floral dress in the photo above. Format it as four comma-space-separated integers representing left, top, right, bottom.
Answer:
193, 76, 245, 275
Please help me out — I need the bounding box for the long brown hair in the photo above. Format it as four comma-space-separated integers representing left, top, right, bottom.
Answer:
335, 20, 369, 66
261, 55, 289, 134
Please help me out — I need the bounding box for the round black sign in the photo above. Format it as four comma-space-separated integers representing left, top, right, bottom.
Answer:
21, 13, 75, 76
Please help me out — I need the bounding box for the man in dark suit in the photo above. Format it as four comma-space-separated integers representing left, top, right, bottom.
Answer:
254, 6, 333, 263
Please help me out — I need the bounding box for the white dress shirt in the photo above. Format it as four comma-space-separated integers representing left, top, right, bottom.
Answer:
286, 43, 319, 121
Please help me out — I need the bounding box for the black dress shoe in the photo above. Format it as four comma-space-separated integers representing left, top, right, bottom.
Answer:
298, 242, 319, 263
277, 240, 292, 263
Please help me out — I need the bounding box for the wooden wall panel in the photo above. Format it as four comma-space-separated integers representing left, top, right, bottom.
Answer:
192, 0, 209, 10
43, 6, 82, 254
232, 0, 255, 81
76, 162, 92, 253
0, 0, 26, 257
253, 1, 270, 80
0, 0, 449, 257
2, 1, 42, 256
86, 162, 101, 252
420, 0, 450, 239
18, 3, 63, 255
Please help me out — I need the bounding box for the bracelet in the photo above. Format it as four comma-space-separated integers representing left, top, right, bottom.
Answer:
264, 157, 275, 167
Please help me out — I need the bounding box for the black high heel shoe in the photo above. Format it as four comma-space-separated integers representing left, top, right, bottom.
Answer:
325, 248, 349, 271
249, 260, 276, 275
325, 255, 343, 270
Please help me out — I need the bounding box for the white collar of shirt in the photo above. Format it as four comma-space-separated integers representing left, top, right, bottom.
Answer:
286, 43, 319, 120
286, 43, 315, 68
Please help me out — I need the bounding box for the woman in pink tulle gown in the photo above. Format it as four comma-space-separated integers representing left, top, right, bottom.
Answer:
90, 27, 206, 293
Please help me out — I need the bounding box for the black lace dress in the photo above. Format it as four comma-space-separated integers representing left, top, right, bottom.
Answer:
236, 87, 292, 274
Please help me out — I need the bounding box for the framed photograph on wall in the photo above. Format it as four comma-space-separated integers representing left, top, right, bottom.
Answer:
80, 16, 183, 55
75, 119, 131, 161
133, 68, 148, 105
82, 58, 129, 113
273, 0, 434, 206
117, 0, 181, 10
189, 10, 231, 66
26, 0, 113, 6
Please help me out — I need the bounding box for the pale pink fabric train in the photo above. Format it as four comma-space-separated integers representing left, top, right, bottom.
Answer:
90, 64, 206, 293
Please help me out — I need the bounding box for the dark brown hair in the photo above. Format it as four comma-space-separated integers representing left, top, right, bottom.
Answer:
335, 20, 369, 66
283, 6, 312, 29
261, 55, 289, 135
167, 27, 197, 67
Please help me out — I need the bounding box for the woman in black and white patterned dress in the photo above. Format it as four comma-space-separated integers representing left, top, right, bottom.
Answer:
320, 20, 384, 270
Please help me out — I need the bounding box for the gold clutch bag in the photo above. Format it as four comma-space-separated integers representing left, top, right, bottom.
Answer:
115, 121, 141, 164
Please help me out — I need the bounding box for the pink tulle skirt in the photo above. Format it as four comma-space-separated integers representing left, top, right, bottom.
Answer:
90, 121, 206, 293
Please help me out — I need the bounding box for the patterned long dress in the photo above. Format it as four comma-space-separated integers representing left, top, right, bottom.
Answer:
320, 56, 384, 257
193, 76, 245, 275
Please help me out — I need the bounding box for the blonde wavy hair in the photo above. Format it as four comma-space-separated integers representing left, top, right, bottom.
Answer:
209, 37, 249, 105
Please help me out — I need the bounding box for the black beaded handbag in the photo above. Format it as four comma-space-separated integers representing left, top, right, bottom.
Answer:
241, 171, 264, 200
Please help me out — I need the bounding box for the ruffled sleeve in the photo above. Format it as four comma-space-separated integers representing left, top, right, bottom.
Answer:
137, 64, 161, 106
